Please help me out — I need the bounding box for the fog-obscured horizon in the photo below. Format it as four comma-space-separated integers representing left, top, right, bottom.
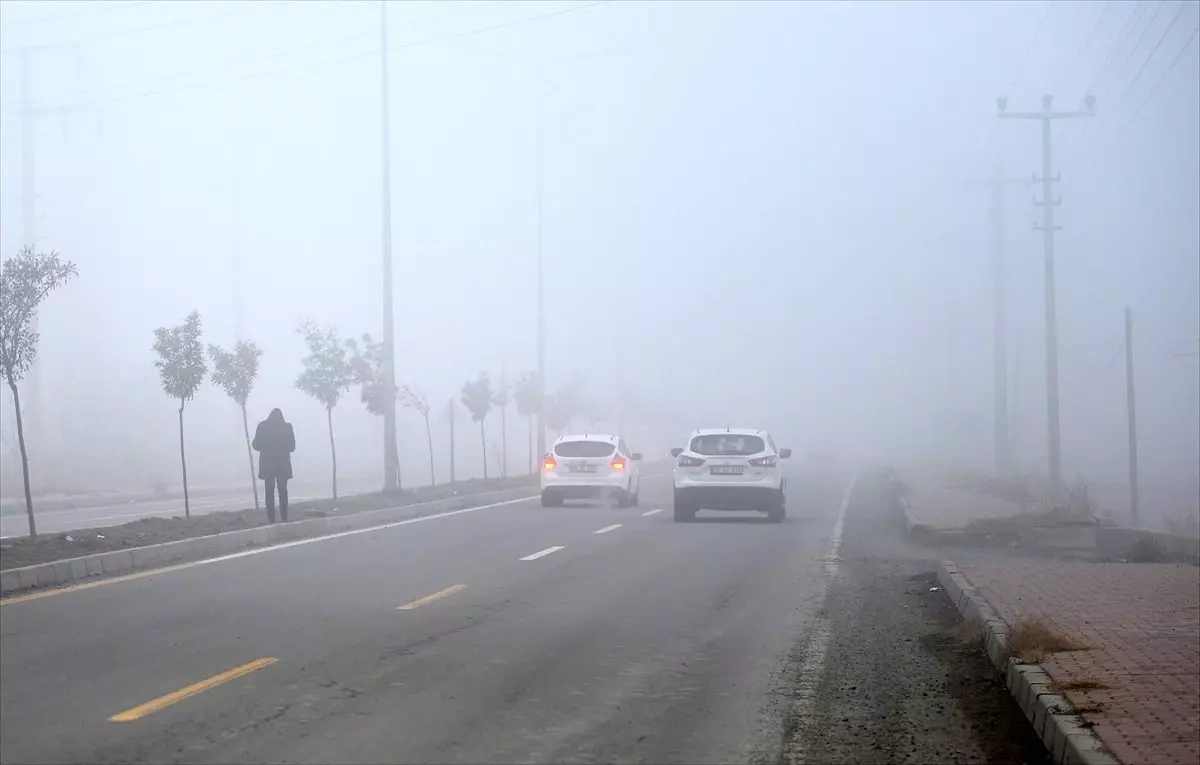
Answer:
1, 1, 1196, 523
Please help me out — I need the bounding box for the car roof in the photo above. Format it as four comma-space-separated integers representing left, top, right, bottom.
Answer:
690, 428, 768, 437
555, 433, 619, 443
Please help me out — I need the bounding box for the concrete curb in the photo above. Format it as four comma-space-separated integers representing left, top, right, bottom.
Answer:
937, 561, 1121, 765
0, 486, 538, 596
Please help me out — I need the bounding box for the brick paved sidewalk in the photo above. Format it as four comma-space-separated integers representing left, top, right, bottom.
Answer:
956, 560, 1200, 765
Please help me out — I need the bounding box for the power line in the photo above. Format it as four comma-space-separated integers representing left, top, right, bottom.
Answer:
4, 0, 612, 113
1084, 0, 1152, 94
0, 1, 156, 28
1058, 0, 1113, 92
1, 0, 296, 54
1114, 23, 1199, 135
1103, 0, 1170, 97
1109, 1, 1192, 117
1066, 4, 1196, 168
4, 0, 502, 113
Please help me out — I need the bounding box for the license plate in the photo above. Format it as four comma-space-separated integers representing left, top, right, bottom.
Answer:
569, 464, 597, 473
711, 465, 744, 475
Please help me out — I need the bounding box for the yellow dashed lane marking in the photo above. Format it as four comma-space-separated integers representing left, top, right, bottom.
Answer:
108, 657, 278, 722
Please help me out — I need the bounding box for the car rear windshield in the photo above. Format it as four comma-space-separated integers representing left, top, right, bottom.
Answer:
554, 441, 616, 458
689, 434, 766, 456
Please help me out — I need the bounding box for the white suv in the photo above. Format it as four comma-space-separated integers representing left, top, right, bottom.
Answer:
671, 428, 791, 522
541, 434, 643, 507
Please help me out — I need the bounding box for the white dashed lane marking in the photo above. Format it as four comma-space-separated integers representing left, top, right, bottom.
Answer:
519, 545, 565, 561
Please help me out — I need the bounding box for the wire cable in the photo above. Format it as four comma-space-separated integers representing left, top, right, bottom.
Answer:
1, 0, 296, 55
3, 0, 612, 113
1114, 23, 1198, 135
1058, 0, 1113, 93
6, 0, 502, 112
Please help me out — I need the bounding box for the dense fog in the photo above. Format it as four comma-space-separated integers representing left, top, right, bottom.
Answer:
1, 1, 1196, 524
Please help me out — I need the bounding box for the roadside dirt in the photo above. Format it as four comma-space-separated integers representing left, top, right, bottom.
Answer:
0, 476, 536, 571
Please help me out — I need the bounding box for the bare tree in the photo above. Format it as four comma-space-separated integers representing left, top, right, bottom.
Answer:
0, 247, 77, 538
296, 320, 355, 499
511, 371, 539, 473
208, 340, 263, 511
399, 384, 435, 486
152, 311, 207, 519
461, 372, 494, 480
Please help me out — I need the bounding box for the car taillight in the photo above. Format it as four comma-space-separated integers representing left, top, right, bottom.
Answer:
611, 457, 626, 471
543, 455, 557, 471
677, 454, 705, 467
749, 455, 778, 467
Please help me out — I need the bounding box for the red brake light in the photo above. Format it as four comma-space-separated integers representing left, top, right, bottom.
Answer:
611, 457, 626, 471
543, 455, 557, 471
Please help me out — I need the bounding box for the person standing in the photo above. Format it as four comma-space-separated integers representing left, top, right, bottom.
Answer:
252, 408, 295, 523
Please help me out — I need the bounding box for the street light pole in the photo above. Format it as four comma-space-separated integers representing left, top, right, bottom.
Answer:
534, 71, 546, 464
380, 0, 400, 490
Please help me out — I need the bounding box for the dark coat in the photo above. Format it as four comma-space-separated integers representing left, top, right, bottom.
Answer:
253, 410, 295, 480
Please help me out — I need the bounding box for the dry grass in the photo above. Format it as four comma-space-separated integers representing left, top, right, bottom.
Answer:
1049, 677, 1111, 693
1006, 616, 1090, 663
947, 616, 987, 647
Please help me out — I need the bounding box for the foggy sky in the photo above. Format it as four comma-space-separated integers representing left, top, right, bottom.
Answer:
0, 1, 1196, 514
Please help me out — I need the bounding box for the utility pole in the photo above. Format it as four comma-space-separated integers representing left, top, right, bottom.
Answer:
380, 0, 400, 491
18, 43, 102, 491
966, 167, 1031, 477
997, 93, 1095, 494
447, 398, 456, 484
1124, 306, 1139, 525
534, 71, 547, 466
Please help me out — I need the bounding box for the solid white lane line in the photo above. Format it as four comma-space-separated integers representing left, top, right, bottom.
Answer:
519, 545, 565, 561
640, 508, 663, 517
1, 495, 540, 606
593, 524, 623, 535
785, 475, 858, 764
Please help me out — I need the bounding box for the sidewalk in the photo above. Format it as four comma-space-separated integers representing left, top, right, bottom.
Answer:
945, 559, 1199, 765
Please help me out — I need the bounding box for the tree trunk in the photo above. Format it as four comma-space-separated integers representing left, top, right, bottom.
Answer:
8, 381, 36, 540
480, 420, 488, 480
448, 401, 456, 484
424, 414, 435, 486
178, 403, 191, 518
500, 407, 508, 479
240, 403, 260, 510
327, 405, 338, 500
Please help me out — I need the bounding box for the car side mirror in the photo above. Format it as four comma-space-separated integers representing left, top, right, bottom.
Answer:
670, 447, 683, 458
779, 448, 792, 459
632, 452, 643, 461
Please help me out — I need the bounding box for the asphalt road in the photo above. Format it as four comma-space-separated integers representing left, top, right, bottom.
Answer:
0, 466, 1043, 764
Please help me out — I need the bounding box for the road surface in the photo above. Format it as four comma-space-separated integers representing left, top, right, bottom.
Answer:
0, 466, 1044, 764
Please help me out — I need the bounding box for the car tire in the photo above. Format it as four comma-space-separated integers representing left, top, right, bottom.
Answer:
615, 488, 632, 509
630, 486, 640, 507
541, 491, 562, 508
766, 498, 786, 523
673, 494, 695, 522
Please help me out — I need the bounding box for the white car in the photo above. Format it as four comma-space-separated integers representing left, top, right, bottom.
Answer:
541, 433, 643, 507
671, 428, 791, 522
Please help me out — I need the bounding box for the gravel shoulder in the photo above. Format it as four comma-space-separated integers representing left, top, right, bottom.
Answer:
0, 475, 537, 571
772, 471, 1051, 764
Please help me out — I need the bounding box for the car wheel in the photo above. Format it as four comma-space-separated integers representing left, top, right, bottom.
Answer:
615, 488, 632, 509
541, 491, 562, 508
673, 493, 695, 522
630, 486, 640, 507
766, 499, 786, 523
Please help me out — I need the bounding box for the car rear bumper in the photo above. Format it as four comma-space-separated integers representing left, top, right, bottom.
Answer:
673, 485, 781, 511
541, 474, 630, 495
